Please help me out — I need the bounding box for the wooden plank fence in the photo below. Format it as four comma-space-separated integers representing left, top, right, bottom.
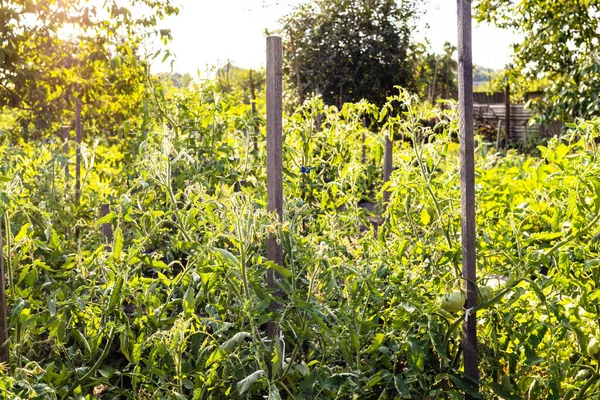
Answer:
474, 104, 563, 141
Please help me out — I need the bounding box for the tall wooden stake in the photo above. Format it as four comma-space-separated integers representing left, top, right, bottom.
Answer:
249, 69, 256, 102
382, 131, 393, 211
288, 28, 304, 105
75, 100, 82, 206
266, 36, 283, 341
315, 87, 322, 133
504, 83, 511, 143
0, 219, 8, 364
63, 126, 69, 179
457, 0, 479, 398
101, 204, 113, 251
251, 101, 259, 152
362, 116, 367, 164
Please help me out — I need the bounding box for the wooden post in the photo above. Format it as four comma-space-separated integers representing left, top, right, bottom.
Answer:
315, 87, 322, 133
382, 130, 392, 211
0, 220, 8, 364
251, 101, 259, 152
362, 116, 367, 164
266, 36, 283, 341
457, 0, 479, 398
505, 83, 511, 142
249, 69, 256, 102
101, 204, 113, 250
430, 57, 439, 104
75, 100, 82, 206
63, 126, 69, 179
288, 28, 304, 105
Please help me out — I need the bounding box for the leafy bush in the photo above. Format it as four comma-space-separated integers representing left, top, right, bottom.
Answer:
1, 86, 600, 398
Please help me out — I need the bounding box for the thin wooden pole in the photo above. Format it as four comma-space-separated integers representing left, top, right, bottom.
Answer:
430, 57, 439, 104
457, 0, 479, 398
361, 116, 367, 164
0, 219, 8, 364
251, 101, 259, 152
266, 36, 283, 341
101, 204, 113, 250
382, 131, 392, 211
249, 69, 256, 102
63, 126, 69, 179
75, 100, 82, 206
315, 87, 322, 133
505, 83, 511, 142
288, 28, 304, 105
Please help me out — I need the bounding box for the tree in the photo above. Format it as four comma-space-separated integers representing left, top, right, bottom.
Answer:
216, 62, 266, 105
280, 0, 420, 108
475, 0, 600, 122
412, 42, 458, 103
0, 0, 179, 138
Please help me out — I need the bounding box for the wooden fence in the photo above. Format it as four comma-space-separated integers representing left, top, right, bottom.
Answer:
474, 103, 564, 141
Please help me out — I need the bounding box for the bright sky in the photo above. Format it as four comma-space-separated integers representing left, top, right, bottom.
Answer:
151, 0, 521, 75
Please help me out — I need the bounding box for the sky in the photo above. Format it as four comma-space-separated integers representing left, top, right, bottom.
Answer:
151, 0, 521, 76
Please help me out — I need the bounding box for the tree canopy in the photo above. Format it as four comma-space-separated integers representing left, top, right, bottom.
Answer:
475, 0, 600, 122
412, 42, 457, 103
280, 0, 420, 108
0, 0, 179, 138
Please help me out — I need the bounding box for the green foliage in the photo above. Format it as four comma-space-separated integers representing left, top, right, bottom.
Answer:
279, 0, 419, 107
2, 81, 600, 398
0, 0, 179, 139
412, 42, 458, 102
475, 0, 600, 122
216, 62, 265, 105
156, 72, 195, 91
473, 64, 501, 93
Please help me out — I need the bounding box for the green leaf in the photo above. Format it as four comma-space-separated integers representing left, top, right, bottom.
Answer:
49, 229, 60, 250
71, 329, 92, 357
394, 375, 411, 398
265, 260, 293, 278
215, 248, 239, 267
237, 370, 265, 394
271, 335, 283, 378
368, 333, 385, 353
268, 383, 282, 400
113, 227, 123, 259
97, 211, 116, 225
488, 382, 520, 400
419, 208, 431, 225
107, 275, 124, 314
13, 223, 31, 242
220, 332, 251, 353
205, 348, 224, 368
183, 285, 195, 317
526, 232, 562, 243
584, 259, 600, 270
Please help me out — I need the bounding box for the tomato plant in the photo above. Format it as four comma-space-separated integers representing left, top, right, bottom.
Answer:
1, 84, 600, 398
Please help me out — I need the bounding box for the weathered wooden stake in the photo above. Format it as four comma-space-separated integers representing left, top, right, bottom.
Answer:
0, 220, 8, 364
382, 131, 393, 211
361, 116, 367, 164
251, 101, 259, 152
288, 28, 304, 105
315, 87, 322, 133
457, 0, 479, 398
430, 57, 439, 104
75, 100, 82, 206
504, 83, 511, 143
101, 204, 113, 250
249, 69, 256, 102
266, 36, 284, 341
63, 126, 69, 179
